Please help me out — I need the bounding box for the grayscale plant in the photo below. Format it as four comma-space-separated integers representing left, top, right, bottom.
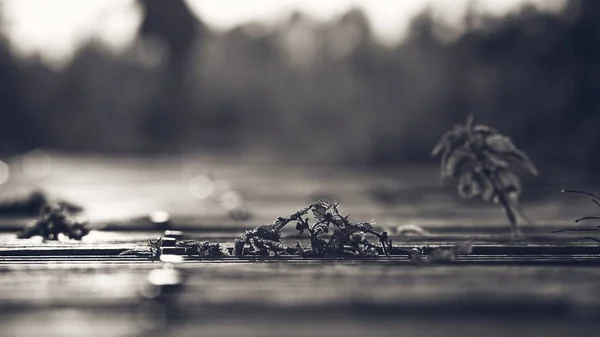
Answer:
296, 199, 392, 257
233, 204, 313, 256
432, 115, 538, 236
128, 200, 394, 259
233, 199, 392, 257
16, 202, 90, 240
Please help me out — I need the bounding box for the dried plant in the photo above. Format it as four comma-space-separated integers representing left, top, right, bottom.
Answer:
234, 204, 313, 256
16, 203, 90, 240
118, 238, 162, 258
294, 199, 392, 257
232, 199, 392, 257
148, 238, 163, 259
432, 115, 538, 236
129, 200, 393, 259
177, 240, 230, 257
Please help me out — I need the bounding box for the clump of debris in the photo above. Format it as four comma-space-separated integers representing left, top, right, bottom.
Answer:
134, 199, 395, 259
16, 202, 90, 240
293, 199, 393, 257
178, 240, 230, 257
233, 203, 313, 256
121, 235, 231, 259
232, 199, 393, 257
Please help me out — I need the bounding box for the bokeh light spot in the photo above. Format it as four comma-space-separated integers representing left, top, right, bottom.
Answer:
188, 175, 214, 199
219, 190, 243, 210
149, 211, 170, 224
0, 161, 10, 185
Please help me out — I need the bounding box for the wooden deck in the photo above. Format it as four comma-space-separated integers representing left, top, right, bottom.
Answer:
1, 155, 599, 337
1, 229, 599, 337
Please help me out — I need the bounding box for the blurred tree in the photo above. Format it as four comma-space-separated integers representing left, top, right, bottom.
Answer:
137, 0, 201, 75
137, 0, 204, 151
0, 3, 29, 154
562, 0, 600, 173
3, 0, 600, 178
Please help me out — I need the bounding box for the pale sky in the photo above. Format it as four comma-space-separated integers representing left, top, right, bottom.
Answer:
2, 0, 565, 68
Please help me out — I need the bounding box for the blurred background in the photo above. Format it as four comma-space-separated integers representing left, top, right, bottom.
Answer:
0, 0, 599, 224
0, 0, 592, 163
2, 4, 600, 337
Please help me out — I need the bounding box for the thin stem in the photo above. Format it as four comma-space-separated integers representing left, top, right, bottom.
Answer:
509, 194, 534, 225
274, 218, 290, 231
362, 227, 391, 256
274, 205, 312, 231
571, 237, 600, 243
491, 173, 520, 235
575, 216, 600, 223
499, 193, 519, 235
562, 189, 600, 202
552, 227, 600, 233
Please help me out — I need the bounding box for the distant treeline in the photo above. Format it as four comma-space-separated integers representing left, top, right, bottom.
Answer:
1, 0, 600, 172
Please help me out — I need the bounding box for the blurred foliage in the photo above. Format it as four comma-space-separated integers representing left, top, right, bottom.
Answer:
1, 0, 600, 172
432, 114, 538, 234
433, 114, 538, 201
16, 202, 90, 241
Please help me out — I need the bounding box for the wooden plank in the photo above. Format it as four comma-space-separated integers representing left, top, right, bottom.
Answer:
1, 156, 599, 337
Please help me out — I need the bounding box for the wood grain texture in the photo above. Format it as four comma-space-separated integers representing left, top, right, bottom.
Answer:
0, 156, 599, 337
